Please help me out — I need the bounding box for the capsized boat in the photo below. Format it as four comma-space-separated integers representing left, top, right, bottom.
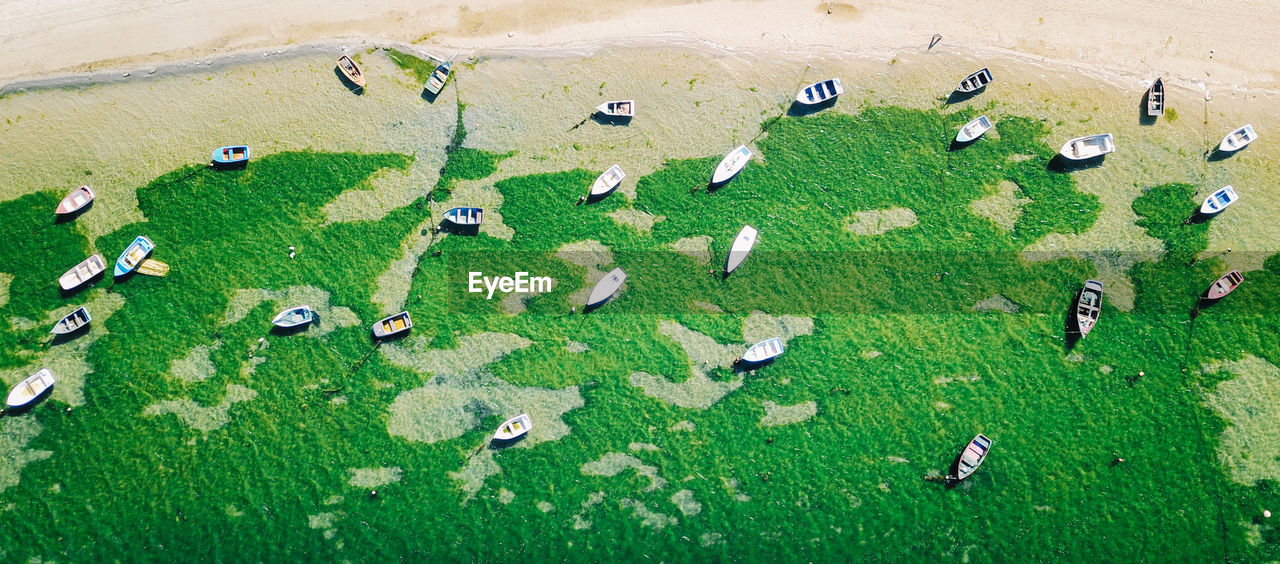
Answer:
725, 225, 758, 274
1059, 134, 1115, 160
590, 165, 625, 198
50, 306, 91, 335
1219, 124, 1257, 152
114, 235, 154, 277
6, 368, 55, 409
956, 68, 993, 93
741, 337, 784, 364
336, 55, 366, 87
56, 185, 95, 215
795, 78, 843, 105
586, 268, 626, 308
425, 60, 452, 94
372, 311, 412, 339
444, 207, 483, 226
595, 100, 635, 118
1206, 270, 1243, 300
494, 413, 533, 441
711, 145, 751, 185
59, 254, 106, 291
1146, 77, 1165, 117
1201, 185, 1238, 215
272, 305, 314, 329
1075, 280, 1104, 337
212, 145, 250, 165
955, 115, 993, 143
949, 433, 993, 481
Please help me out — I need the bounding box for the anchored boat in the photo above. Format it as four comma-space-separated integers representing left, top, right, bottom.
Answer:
1219, 124, 1256, 152
6, 368, 55, 409
372, 311, 412, 339
795, 78, 843, 105
336, 55, 366, 87
711, 145, 751, 185
1059, 134, 1115, 160
494, 413, 532, 441
272, 305, 315, 329
590, 165, 625, 199
586, 268, 626, 308
956, 68, 993, 93
114, 236, 154, 277
51, 307, 91, 335
56, 185, 95, 215
1146, 77, 1165, 117
1200, 186, 1238, 215
1075, 280, 1104, 337
741, 337, 784, 364
595, 100, 635, 118
59, 254, 106, 291
1206, 271, 1243, 300
212, 145, 250, 166
725, 225, 758, 274
955, 115, 993, 143
948, 434, 993, 481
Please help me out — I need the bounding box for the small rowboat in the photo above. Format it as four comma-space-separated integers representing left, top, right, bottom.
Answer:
590, 165, 625, 198
56, 185, 95, 215
956, 68, 993, 93
137, 259, 169, 277
494, 413, 533, 441
1206, 270, 1243, 300
741, 337, 784, 364
336, 55, 366, 87
372, 311, 412, 339
1146, 77, 1165, 117
949, 434, 993, 481
6, 368, 55, 409
1219, 124, 1257, 152
51, 306, 91, 335
586, 268, 626, 308
725, 225, 757, 274
596, 100, 635, 118
1201, 185, 1238, 215
444, 207, 483, 226
114, 235, 154, 277
212, 145, 250, 166
272, 305, 314, 329
59, 254, 105, 291
711, 145, 751, 185
955, 115, 993, 143
1059, 134, 1115, 160
1075, 280, 1103, 337
425, 60, 452, 94
795, 78, 843, 105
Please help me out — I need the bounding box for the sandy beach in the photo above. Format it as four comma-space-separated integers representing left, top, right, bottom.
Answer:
4, 0, 1279, 91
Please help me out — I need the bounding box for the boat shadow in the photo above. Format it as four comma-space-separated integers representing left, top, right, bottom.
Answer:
1047, 154, 1104, 173
210, 160, 248, 171
1186, 209, 1214, 225
50, 327, 90, 346
421, 88, 442, 103
945, 88, 985, 105
371, 331, 411, 344
731, 357, 776, 373
333, 67, 364, 95
269, 321, 315, 337
787, 99, 836, 117
54, 201, 93, 223
591, 113, 632, 126
489, 434, 528, 449
585, 186, 618, 204
1138, 92, 1157, 126
437, 221, 480, 236
948, 138, 979, 152
1206, 148, 1236, 162
1, 385, 54, 416
1063, 290, 1082, 352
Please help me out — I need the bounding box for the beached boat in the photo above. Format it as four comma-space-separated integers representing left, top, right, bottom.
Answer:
272, 305, 314, 329
372, 311, 412, 339
1219, 124, 1257, 152
1059, 134, 1115, 160
1206, 270, 1243, 300
59, 254, 106, 291
741, 337, 784, 364
1201, 185, 1238, 215
956, 68, 993, 93
586, 268, 626, 308
949, 434, 993, 481
1146, 77, 1165, 117
595, 100, 635, 118
6, 368, 55, 409
55, 185, 95, 215
137, 259, 169, 277
444, 207, 483, 226
425, 60, 452, 94
336, 55, 366, 87
590, 165, 625, 198
114, 235, 154, 277
494, 413, 533, 441
1075, 280, 1104, 337
725, 225, 758, 274
212, 145, 250, 166
50, 307, 91, 335
955, 115, 993, 143
711, 145, 752, 185
795, 78, 843, 105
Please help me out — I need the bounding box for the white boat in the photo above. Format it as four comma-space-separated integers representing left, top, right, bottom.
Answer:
1219, 124, 1257, 152
6, 368, 55, 409
494, 413, 532, 441
58, 254, 106, 291
741, 337, 784, 364
1201, 185, 1238, 215
595, 100, 635, 118
1076, 280, 1103, 337
272, 305, 314, 329
950, 434, 993, 481
444, 207, 483, 226
372, 311, 412, 339
586, 268, 626, 308
56, 185, 95, 215
955, 115, 993, 143
1059, 134, 1115, 160
590, 164, 625, 198
51, 307, 91, 335
711, 145, 751, 185
956, 68, 993, 93
724, 225, 758, 274
1146, 77, 1165, 117
795, 78, 843, 105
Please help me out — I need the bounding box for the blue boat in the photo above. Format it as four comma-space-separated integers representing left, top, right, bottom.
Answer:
212, 145, 250, 166
114, 236, 155, 277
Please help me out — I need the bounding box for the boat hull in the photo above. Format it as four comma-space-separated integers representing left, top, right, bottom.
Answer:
741, 337, 784, 364
1059, 134, 1115, 160
586, 268, 626, 308
372, 311, 412, 338
1206, 270, 1243, 300
590, 165, 625, 197
711, 145, 751, 185
444, 207, 483, 226
51, 307, 91, 335
425, 62, 451, 94
56, 186, 95, 215
337, 55, 366, 87
795, 78, 843, 105
953, 434, 993, 481
212, 145, 250, 165
1200, 186, 1237, 215
725, 225, 758, 274
59, 254, 106, 291
956, 68, 993, 93
273, 306, 315, 329
1146, 78, 1165, 117
596, 100, 635, 118
493, 413, 533, 441
1219, 124, 1256, 152
955, 115, 993, 143
114, 236, 155, 277
1075, 280, 1104, 337
7, 368, 55, 409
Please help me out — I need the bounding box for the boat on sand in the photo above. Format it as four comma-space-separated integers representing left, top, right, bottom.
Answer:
494, 413, 532, 441
595, 100, 635, 118
56, 186, 95, 215
7, 368, 55, 409
336, 55, 366, 87
1075, 280, 1103, 337
444, 207, 483, 226
1219, 124, 1256, 152
51, 307, 91, 335
948, 434, 993, 481
425, 60, 453, 94
795, 78, 843, 105
725, 225, 758, 274
955, 115, 993, 143
1146, 77, 1165, 117
59, 254, 105, 291
372, 311, 412, 339
1059, 134, 1115, 160
711, 145, 751, 185
1206, 271, 1243, 300
956, 68, 993, 93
